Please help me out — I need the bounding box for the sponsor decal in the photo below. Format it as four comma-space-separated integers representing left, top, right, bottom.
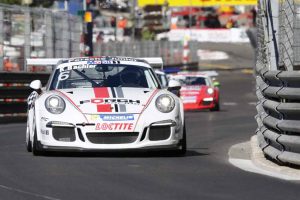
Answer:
69, 57, 103, 62
87, 60, 120, 65
89, 115, 100, 121
92, 98, 140, 105
181, 96, 197, 103
41, 129, 49, 135
80, 98, 140, 105
27, 91, 38, 109
95, 123, 134, 131
60, 64, 96, 72
100, 114, 134, 121
108, 57, 136, 61
68, 57, 136, 63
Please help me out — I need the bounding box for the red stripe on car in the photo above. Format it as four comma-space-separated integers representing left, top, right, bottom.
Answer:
93, 87, 112, 112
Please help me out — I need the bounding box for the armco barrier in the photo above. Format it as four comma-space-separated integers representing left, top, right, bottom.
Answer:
0, 72, 50, 123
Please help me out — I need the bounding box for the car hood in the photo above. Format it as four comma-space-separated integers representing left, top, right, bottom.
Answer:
56, 87, 157, 114
180, 85, 207, 94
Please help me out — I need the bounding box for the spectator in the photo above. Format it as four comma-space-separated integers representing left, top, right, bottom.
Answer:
204, 13, 221, 28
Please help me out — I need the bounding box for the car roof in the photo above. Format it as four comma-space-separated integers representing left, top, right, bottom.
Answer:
56, 56, 152, 71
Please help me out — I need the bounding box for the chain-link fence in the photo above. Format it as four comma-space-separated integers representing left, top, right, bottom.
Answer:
256, 0, 300, 166
93, 40, 200, 66
0, 4, 82, 72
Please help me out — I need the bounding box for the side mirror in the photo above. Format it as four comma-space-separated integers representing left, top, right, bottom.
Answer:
213, 81, 220, 87
168, 80, 181, 97
30, 80, 42, 90
168, 79, 181, 90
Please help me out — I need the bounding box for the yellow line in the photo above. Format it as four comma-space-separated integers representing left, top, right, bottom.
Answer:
199, 63, 232, 70
241, 69, 254, 74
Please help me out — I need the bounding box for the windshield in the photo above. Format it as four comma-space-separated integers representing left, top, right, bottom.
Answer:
171, 76, 209, 86
49, 64, 160, 90
185, 77, 208, 85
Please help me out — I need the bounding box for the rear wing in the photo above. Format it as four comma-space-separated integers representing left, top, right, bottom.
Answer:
26, 58, 64, 66
139, 57, 163, 69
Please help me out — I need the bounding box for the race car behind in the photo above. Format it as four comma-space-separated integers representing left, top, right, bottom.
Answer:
170, 72, 220, 111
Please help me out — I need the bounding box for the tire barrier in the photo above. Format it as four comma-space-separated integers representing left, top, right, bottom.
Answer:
255, 0, 300, 166
256, 66, 300, 166
0, 72, 50, 123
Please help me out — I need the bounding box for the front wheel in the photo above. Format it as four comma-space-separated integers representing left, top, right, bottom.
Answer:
25, 119, 32, 152
32, 125, 43, 156
210, 102, 220, 112
174, 125, 187, 156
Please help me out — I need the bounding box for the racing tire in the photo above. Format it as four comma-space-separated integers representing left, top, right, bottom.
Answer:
210, 102, 220, 112
25, 119, 32, 152
32, 125, 43, 156
174, 124, 187, 156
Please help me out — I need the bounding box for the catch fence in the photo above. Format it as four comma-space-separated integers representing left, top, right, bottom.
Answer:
0, 3, 82, 72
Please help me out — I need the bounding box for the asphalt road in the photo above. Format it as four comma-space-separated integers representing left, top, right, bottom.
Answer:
0, 71, 300, 200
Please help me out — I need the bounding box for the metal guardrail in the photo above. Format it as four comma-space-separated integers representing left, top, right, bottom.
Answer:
0, 72, 50, 123
256, 0, 300, 166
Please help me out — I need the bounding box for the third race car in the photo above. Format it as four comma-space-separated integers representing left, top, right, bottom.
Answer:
169, 71, 220, 111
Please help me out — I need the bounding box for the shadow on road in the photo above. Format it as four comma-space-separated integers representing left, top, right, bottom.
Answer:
39, 150, 209, 158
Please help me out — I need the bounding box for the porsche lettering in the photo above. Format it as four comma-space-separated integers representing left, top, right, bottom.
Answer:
90, 99, 140, 105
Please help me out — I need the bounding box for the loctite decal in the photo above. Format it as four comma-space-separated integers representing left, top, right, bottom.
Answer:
95, 123, 134, 131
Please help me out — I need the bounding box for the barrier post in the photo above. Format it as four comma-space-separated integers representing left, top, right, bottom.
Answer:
0, 8, 3, 71
24, 8, 31, 72
182, 35, 190, 70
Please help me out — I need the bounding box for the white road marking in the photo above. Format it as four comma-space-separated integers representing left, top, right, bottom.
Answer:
248, 102, 257, 106
229, 158, 300, 181
0, 184, 61, 200
222, 102, 237, 106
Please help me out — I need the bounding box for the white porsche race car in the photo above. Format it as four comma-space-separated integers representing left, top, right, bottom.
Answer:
26, 57, 186, 155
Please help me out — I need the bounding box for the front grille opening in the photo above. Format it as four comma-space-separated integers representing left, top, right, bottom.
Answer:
149, 126, 171, 141
52, 127, 76, 142
77, 128, 85, 142
140, 128, 148, 142
86, 132, 139, 144
202, 101, 212, 106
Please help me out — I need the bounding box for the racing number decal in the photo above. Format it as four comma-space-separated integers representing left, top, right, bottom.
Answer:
58, 71, 70, 81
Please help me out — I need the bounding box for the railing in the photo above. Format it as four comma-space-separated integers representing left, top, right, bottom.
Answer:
0, 72, 50, 123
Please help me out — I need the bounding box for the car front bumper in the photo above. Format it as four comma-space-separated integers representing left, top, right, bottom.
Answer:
37, 119, 182, 151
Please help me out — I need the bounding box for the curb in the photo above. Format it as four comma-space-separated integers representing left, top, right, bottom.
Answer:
250, 135, 300, 179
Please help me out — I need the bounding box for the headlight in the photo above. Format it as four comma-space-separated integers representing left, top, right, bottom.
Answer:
207, 88, 214, 95
155, 94, 175, 113
45, 95, 66, 114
